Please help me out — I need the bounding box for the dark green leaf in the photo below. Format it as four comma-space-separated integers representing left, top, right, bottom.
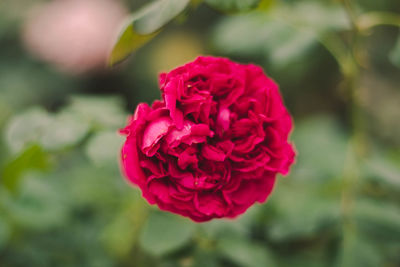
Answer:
109, 23, 158, 66
109, 0, 190, 65
205, 0, 260, 12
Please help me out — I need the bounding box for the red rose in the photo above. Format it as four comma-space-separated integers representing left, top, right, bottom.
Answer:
121, 56, 295, 222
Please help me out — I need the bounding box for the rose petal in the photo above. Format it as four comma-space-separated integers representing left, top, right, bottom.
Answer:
195, 192, 227, 217
141, 117, 172, 156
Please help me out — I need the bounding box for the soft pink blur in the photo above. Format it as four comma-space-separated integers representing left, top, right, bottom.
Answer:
22, 0, 127, 74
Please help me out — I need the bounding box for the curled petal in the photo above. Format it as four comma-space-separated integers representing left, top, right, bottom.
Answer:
141, 117, 172, 156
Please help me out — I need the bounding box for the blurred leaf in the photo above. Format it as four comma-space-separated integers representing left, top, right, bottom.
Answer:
354, 199, 400, 238
40, 111, 89, 151
389, 34, 400, 68
0, 218, 10, 250
267, 184, 341, 241
212, 2, 350, 67
66, 96, 127, 130
199, 205, 261, 240
109, 0, 190, 65
363, 154, 400, 189
85, 131, 123, 167
134, 0, 191, 35
5, 107, 90, 153
336, 230, 383, 267
200, 219, 248, 240
217, 236, 275, 267
5, 108, 52, 153
109, 23, 158, 66
204, 0, 260, 12
1, 145, 50, 192
285, 2, 350, 32
4, 174, 69, 230
291, 115, 348, 181
212, 13, 283, 56
139, 211, 195, 256
192, 249, 219, 267
267, 28, 317, 68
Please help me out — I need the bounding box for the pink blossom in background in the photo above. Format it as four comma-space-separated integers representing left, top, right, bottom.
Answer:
121, 56, 295, 222
22, 0, 127, 74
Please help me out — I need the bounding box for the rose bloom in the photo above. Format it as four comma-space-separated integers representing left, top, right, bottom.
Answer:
22, 0, 127, 74
121, 56, 295, 222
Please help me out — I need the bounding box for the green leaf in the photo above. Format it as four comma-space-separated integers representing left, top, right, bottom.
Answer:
139, 211, 195, 256
267, 28, 317, 68
1, 145, 50, 192
205, 0, 260, 12
5, 108, 52, 153
218, 236, 275, 267
39, 111, 89, 151
286, 2, 350, 32
85, 131, 124, 167
109, 0, 190, 65
212, 13, 282, 56
266, 184, 341, 241
65, 96, 126, 129
389, 34, 400, 68
109, 23, 158, 66
212, 2, 350, 66
134, 0, 191, 35
363, 154, 400, 189
5, 107, 89, 153
354, 200, 400, 238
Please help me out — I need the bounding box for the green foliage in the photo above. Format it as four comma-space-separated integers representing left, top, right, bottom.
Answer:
1, 0, 400, 266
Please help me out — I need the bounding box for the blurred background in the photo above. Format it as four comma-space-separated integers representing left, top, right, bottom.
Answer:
0, 0, 399, 266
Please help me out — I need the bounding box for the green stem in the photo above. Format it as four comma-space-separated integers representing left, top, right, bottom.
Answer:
338, 0, 366, 250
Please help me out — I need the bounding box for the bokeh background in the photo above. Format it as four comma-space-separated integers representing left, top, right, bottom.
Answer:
0, 0, 399, 266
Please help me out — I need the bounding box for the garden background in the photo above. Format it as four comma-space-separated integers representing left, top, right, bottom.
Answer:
0, 0, 399, 266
